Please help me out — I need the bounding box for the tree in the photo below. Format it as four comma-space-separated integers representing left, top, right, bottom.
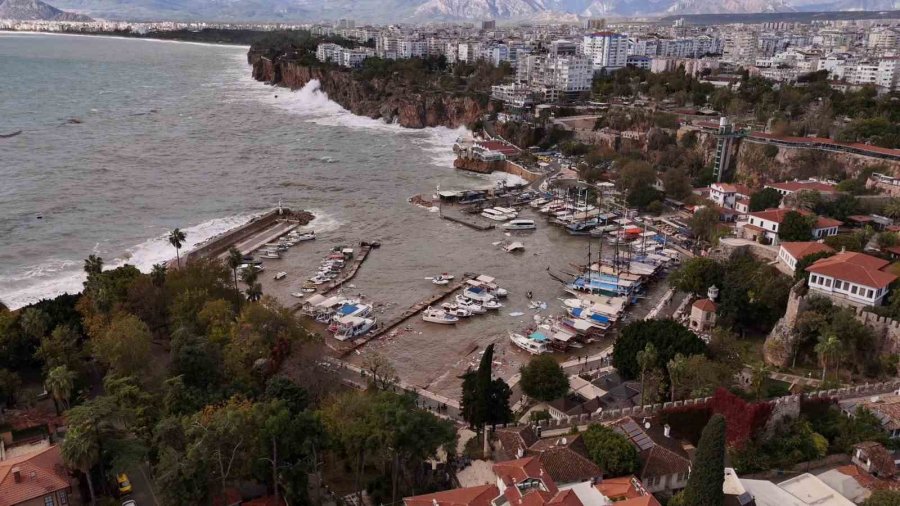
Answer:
519, 355, 569, 402
91, 313, 152, 376
0, 369, 22, 408
862, 490, 900, 506
815, 333, 843, 381
241, 266, 262, 302
662, 167, 693, 200
582, 424, 640, 476
690, 207, 722, 245
878, 232, 899, 251
794, 251, 835, 281
778, 211, 814, 242
83, 254, 104, 278
460, 344, 511, 439
677, 415, 726, 506
150, 263, 167, 287
668, 257, 724, 297
637, 343, 658, 408
613, 319, 706, 380
20, 307, 50, 341
883, 199, 900, 220
36, 323, 83, 374
667, 353, 688, 401
46, 365, 76, 414
168, 228, 187, 268
226, 247, 243, 299
749, 188, 782, 212
61, 426, 99, 505
749, 362, 771, 402
363, 353, 399, 390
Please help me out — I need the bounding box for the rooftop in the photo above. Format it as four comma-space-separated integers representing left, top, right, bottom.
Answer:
779, 241, 834, 260
806, 251, 896, 289
0, 445, 70, 506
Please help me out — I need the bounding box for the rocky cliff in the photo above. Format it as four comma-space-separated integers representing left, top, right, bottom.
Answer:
249, 54, 492, 129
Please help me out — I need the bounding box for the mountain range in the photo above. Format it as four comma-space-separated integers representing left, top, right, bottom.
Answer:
0, 0, 92, 20
10, 0, 900, 23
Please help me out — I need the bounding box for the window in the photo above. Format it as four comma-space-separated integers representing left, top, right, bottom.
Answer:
825, 279, 831, 287
852, 285, 858, 295
44, 496, 55, 506
811, 275, 818, 284
58, 492, 67, 505
868, 289, 874, 298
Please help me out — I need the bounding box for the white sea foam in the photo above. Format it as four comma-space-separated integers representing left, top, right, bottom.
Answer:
0, 212, 259, 310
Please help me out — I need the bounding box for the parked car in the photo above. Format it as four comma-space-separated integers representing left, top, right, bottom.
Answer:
116, 473, 133, 495
122, 501, 137, 506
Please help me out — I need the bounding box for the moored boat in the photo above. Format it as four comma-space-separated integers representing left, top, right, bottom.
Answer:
503, 219, 536, 231
422, 307, 459, 324
509, 332, 548, 355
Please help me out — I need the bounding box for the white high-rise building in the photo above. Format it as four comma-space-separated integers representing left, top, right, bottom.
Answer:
582, 32, 628, 72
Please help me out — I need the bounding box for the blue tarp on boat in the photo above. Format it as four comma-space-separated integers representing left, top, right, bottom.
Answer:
571, 307, 610, 324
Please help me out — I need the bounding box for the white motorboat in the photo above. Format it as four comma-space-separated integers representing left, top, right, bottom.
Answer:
482, 299, 503, 310
260, 250, 281, 259
309, 275, 329, 285
445, 307, 472, 318
421, 307, 459, 324
503, 219, 536, 231
334, 316, 376, 341
431, 273, 454, 285
481, 208, 509, 221
274, 271, 287, 280
290, 292, 305, 298
493, 207, 518, 219
294, 231, 316, 241
457, 300, 486, 314
509, 332, 548, 355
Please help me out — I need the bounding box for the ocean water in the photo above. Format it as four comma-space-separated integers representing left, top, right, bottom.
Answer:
0, 32, 472, 309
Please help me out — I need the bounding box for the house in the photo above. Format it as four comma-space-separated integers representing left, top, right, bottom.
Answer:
709, 183, 752, 210
839, 393, 900, 438
590, 370, 643, 410
851, 442, 896, 478
405, 456, 658, 506
815, 468, 870, 504
611, 417, 693, 494
777, 242, 834, 273
776, 473, 855, 506
765, 180, 839, 198
805, 251, 897, 307
689, 298, 717, 331
741, 208, 841, 245
0, 445, 74, 506
494, 429, 602, 485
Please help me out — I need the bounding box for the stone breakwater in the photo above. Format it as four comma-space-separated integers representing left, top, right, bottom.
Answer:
248, 53, 492, 129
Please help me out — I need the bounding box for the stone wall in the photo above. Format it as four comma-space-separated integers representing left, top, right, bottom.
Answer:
185, 208, 313, 263
453, 157, 541, 183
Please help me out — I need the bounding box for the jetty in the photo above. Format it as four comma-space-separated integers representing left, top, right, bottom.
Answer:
440, 214, 495, 231
321, 242, 377, 296
334, 276, 471, 357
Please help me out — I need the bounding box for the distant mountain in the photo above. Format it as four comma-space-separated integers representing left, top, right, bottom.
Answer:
0, 0, 93, 20
41, 0, 900, 22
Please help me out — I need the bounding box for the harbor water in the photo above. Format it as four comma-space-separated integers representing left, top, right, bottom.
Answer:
0, 32, 668, 398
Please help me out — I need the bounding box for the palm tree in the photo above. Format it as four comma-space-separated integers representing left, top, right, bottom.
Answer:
83, 255, 103, 277
226, 247, 243, 299
815, 334, 843, 382
637, 343, 658, 409
884, 198, 900, 220
150, 263, 167, 287
667, 353, 687, 402
61, 426, 99, 505
750, 362, 771, 401
46, 365, 76, 415
246, 283, 263, 302
168, 228, 187, 268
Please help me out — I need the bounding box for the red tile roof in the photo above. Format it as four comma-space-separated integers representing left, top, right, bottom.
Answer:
526, 436, 602, 484
806, 251, 897, 288
0, 446, 71, 506
748, 208, 842, 229
815, 216, 843, 229
712, 183, 752, 195
780, 242, 834, 260
765, 180, 838, 194
618, 496, 662, 506
692, 299, 717, 312
477, 141, 521, 156
595, 476, 644, 500
404, 484, 499, 506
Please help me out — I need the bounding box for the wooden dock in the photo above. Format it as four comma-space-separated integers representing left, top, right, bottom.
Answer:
441, 214, 495, 231
335, 277, 471, 357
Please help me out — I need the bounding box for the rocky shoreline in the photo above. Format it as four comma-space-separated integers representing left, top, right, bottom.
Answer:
248, 53, 492, 129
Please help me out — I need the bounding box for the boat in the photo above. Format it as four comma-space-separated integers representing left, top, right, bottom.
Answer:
509, 332, 548, 355
431, 273, 454, 285
421, 307, 459, 324
530, 197, 550, 208
482, 299, 503, 310
503, 219, 536, 231
334, 316, 376, 341
274, 271, 287, 281
294, 231, 316, 241
503, 242, 525, 253
493, 206, 518, 219
457, 300, 486, 314
260, 250, 281, 259
481, 208, 509, 222
291, 292, 305, 298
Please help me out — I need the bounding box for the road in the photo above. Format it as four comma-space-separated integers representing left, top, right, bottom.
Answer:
124, 462, 160, 506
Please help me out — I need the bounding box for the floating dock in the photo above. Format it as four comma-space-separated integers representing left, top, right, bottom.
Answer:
334, 276, 471, 357
441, 214, 495, 231
321, 242, 375, 296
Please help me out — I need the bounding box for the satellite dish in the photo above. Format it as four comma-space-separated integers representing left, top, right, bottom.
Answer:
644, 422, 651, 429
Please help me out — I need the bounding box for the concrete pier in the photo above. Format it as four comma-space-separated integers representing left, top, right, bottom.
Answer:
440, 214, 495, 231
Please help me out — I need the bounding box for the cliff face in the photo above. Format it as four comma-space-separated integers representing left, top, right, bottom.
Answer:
249, 54, 491, 129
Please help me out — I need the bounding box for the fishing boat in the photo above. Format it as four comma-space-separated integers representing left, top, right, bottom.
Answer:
509, 332, 548, 355
274, 271, 287, 281
503, 219, 536, 231
422, 307, 459, 324
481, 208, 509, 222
333, 316, 376, 341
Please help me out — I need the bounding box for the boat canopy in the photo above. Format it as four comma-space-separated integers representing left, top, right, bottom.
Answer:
336, 315, 368, 326
338, 304, 362, 315
528, 332, 550, 342
572, 308, 610, 324
304, 294, 327, 307
316, 296, 342, 308
475, 274, 496, 284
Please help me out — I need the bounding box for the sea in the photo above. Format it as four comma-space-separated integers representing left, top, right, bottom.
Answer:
0, 32, 663, 396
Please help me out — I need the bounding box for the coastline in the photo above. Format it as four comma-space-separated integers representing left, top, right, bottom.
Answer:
0, 29, 251, 48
